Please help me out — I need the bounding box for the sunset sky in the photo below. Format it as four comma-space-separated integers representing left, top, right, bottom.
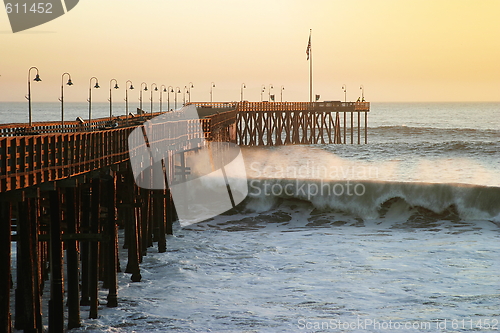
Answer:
0, 0, 499, 103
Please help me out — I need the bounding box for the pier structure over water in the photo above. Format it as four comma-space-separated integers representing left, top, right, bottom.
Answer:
0, 100, 369, 332
193, 100, 370, 146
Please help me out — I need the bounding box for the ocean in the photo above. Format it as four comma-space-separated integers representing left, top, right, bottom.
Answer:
3, 101, 500, 332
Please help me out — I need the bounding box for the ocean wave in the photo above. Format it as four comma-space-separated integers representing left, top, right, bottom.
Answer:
370, 125, 500, 141
241, 178, 500, 222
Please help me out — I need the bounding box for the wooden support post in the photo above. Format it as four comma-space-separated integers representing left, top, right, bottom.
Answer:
136, 188, 144, 262
64, 186, 81, 329
0, 196, 12, 333
48, 188, 64, 333
147, 191, 153, 248
79, 185, 91, 306
124, 172, 141, 282
358, 112, 361, 144
365, 111, 368, 144
89, 177, 100, 319
152, 193, 160, 244
104, 174, 118, 307
336, 112, 342, 144
350, 111, 354, 144
15, 194, 42, 333
155, 191, 167, 253
29, 194, 42, 333
166, 189, 174, 236
343, 112, 346, 144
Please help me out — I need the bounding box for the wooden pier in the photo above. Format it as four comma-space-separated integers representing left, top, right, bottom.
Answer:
193, 100, 370, 146
0, 100, 369, 332
234, 101, 369, 145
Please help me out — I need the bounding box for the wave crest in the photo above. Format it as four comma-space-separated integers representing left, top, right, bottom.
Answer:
243, 178, 500, 222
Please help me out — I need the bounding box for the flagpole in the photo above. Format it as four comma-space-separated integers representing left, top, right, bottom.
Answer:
309, 29, 312, 102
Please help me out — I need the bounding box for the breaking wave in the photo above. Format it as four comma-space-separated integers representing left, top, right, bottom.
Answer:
241, 178, 500, 223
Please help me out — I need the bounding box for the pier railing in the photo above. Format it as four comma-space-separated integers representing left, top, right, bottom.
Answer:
0, 109, 237, 193
0, 113, 155, 137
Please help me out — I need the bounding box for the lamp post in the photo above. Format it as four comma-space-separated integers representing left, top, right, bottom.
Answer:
260, 85, 266, 102
125, 80, 134, 124
240, 83, 246, 102
183, 86, 189, 105
187, 82, 194, 102
280, 85, 285, 102
150, 83, 157, 117
175, 87, 181, 110
139, 82, 148, 114
59, 72, 73, 126
210, 82, 215, 103
27, 66, 42, 127
160, 85, 167, 113
167, 86, 174, 111
359, 85, 364, 102
88, 77, 100, 126
109, 79, 119, 118
342, 84, 347, 102
268, 84, 274, 101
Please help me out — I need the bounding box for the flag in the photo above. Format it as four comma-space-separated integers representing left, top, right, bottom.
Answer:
306, 33, 311, 60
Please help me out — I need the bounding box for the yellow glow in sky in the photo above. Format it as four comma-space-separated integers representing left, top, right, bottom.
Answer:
0, 0, 499, 103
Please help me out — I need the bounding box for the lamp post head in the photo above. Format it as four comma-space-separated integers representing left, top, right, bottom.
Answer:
155, 87, 158, 91
163, 88, 167, 92
66, 79, 73, 86
144, 86, 148, 91
114, 83, 119, 89
94, 83, 100, 89
34, 74, 42, 82
129, 84, 134, 90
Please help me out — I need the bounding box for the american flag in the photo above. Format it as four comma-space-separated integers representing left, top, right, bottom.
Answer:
306, 33, 311, 60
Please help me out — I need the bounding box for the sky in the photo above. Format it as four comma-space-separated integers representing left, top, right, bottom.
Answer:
0, 0, 499, 104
